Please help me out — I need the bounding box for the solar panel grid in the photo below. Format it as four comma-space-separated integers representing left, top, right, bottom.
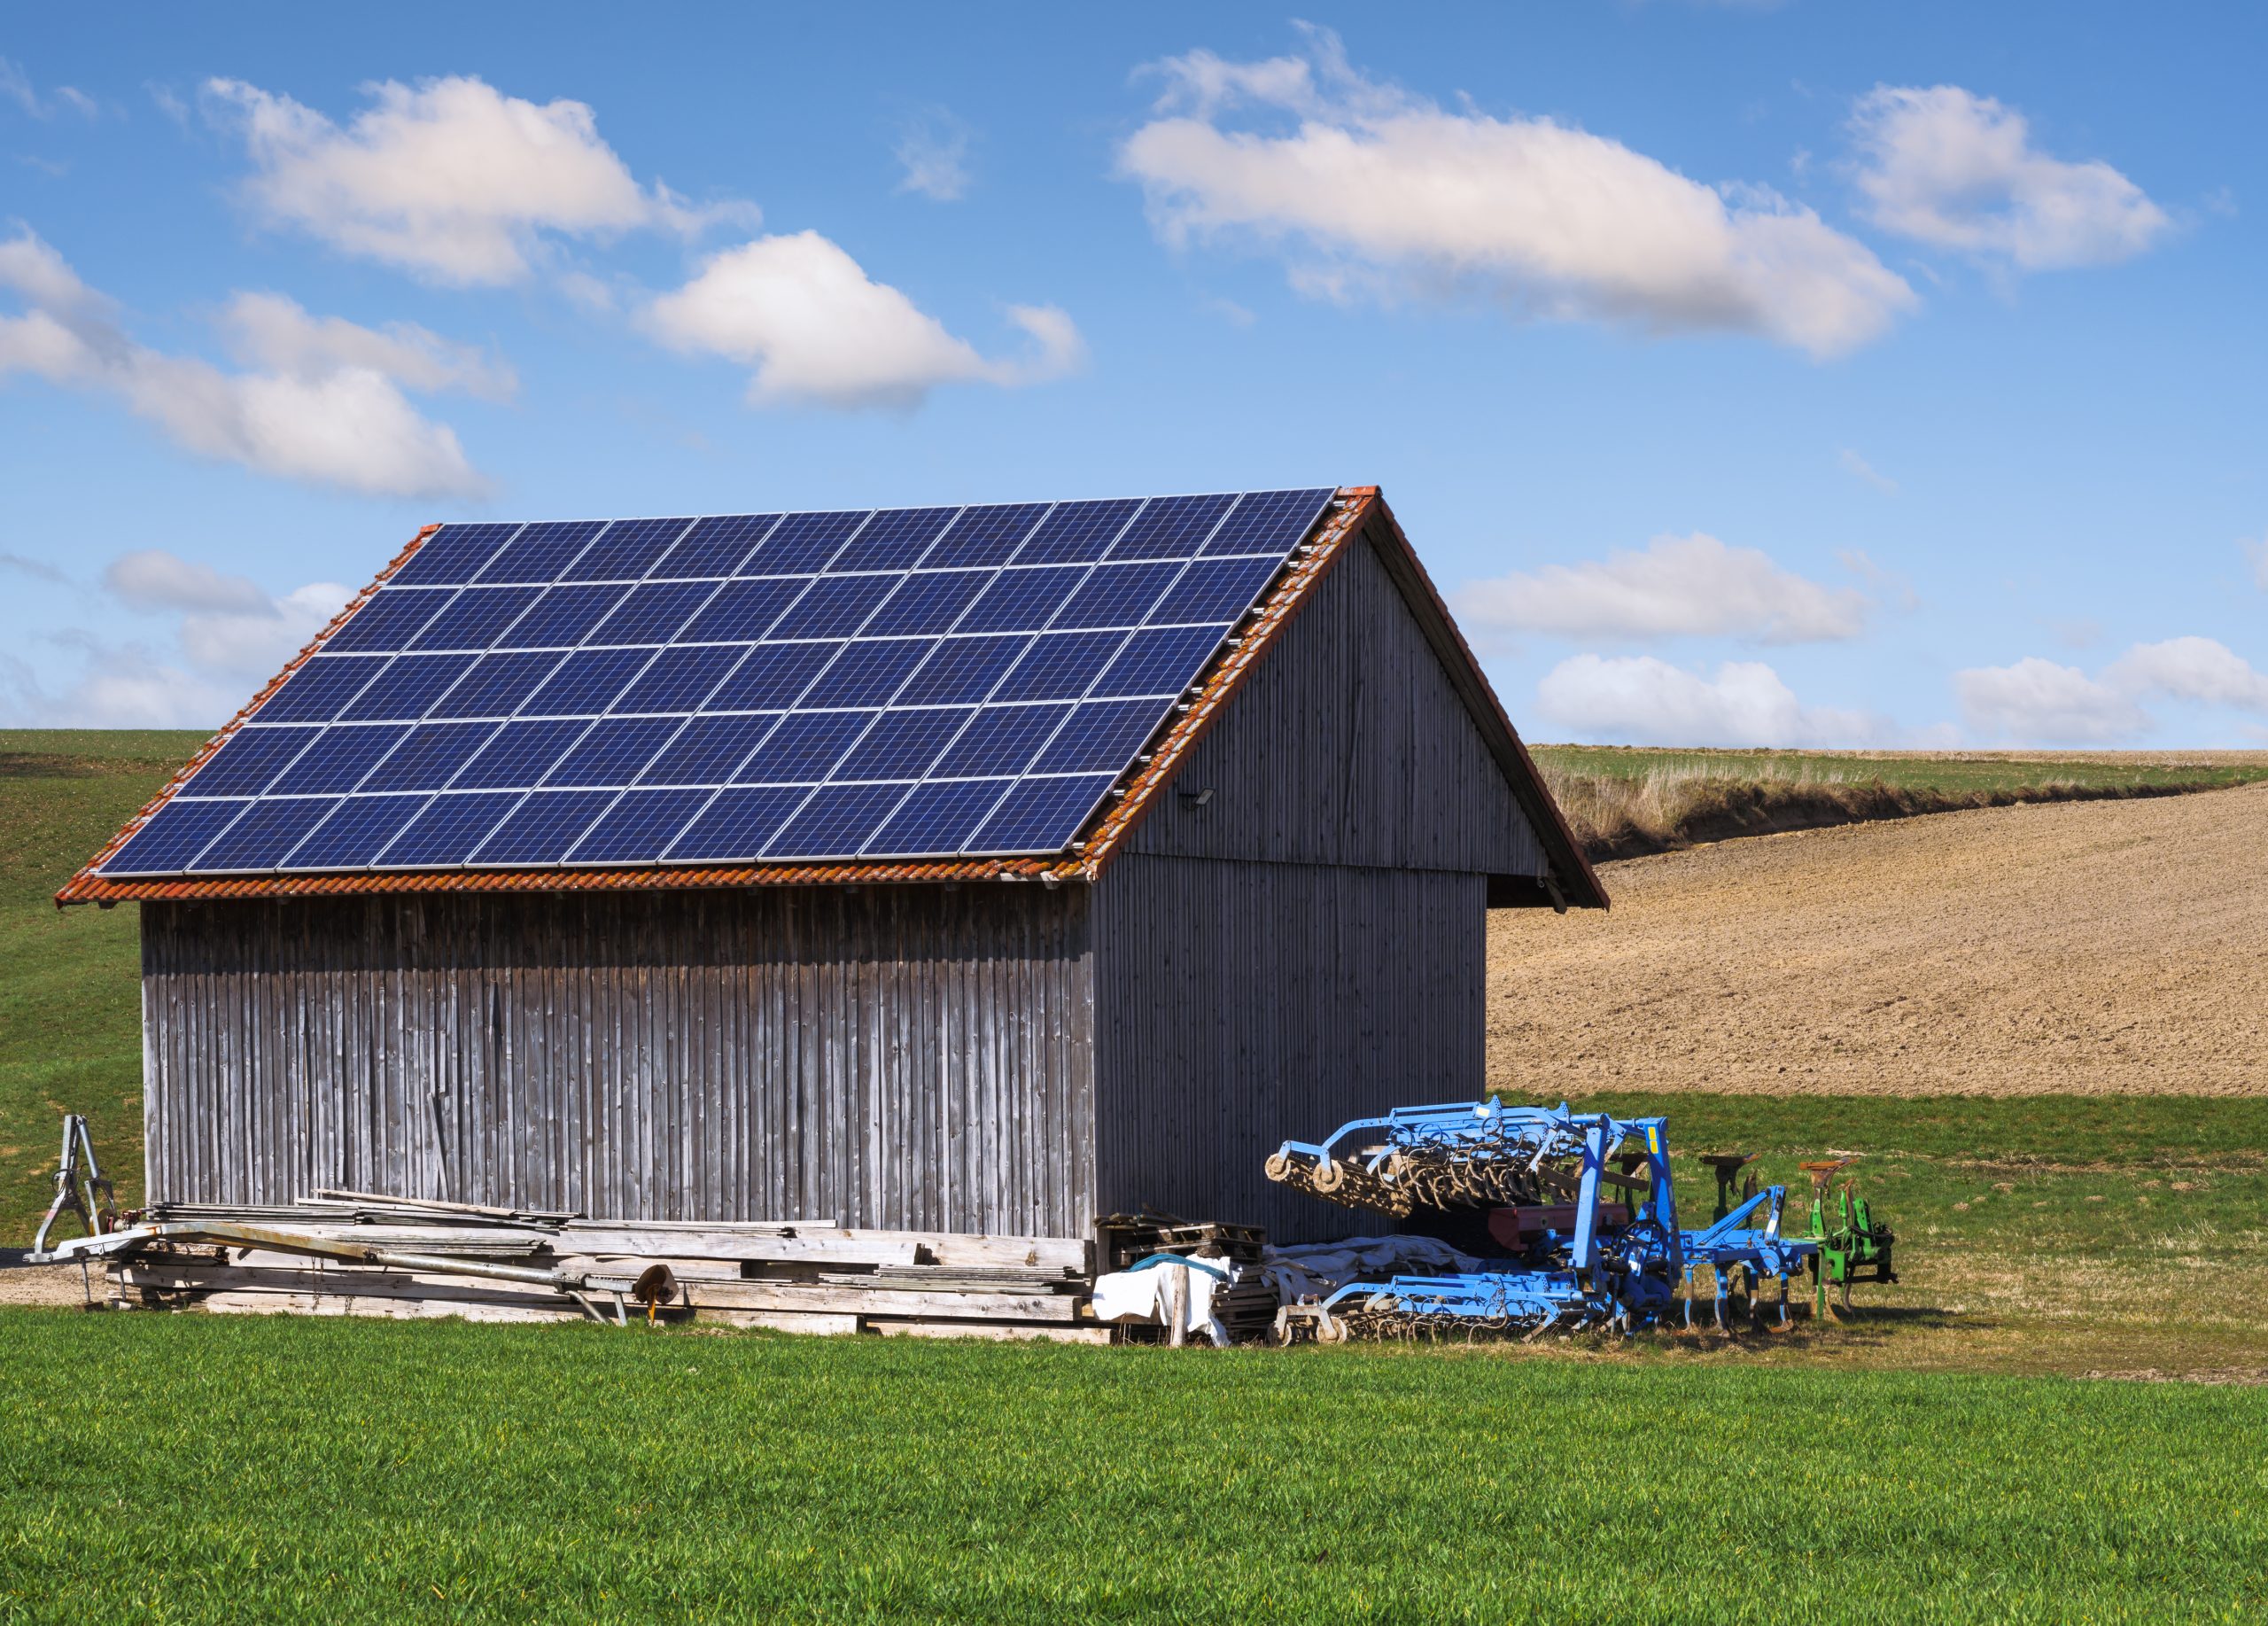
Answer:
97, 489, 1333, 876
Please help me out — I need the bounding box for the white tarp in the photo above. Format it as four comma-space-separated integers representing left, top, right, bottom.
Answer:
1259, 1234, 1487, 1302
1091, 1256, 1235, 1343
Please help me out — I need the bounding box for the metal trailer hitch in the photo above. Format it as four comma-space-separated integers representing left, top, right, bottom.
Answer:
33, 1114, 118, 1256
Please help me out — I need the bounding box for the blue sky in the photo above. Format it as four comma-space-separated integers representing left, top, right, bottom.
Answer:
3, 3, 2262, 746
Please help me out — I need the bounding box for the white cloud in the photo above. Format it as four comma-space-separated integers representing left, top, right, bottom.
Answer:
1537, 654, 1880, 746
4, 553, 355, 728
1957, 637, 2268, 744
1117, 30, 1915, 357
2, 57, 99, 121
2105, 636, 2268, 712
2243, 536, 2268, 592
0, 229, 493, 498
1456, 533, 1866, 644
642, 230, 1084, 410
1838, 447, 1898, 494
204, 74, 755, 285
1955, 656, 2148, 742
894, 107, 973, 201
1848, 86, 2170, 270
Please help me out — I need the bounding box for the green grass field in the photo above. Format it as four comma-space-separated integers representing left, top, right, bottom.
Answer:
1527, 743, 2268, 794
3, 730, 2264, 1620
2, 1312, 2264, 1623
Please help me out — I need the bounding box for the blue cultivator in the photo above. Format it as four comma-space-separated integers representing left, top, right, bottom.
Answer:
1270, 1100, 1819, 1338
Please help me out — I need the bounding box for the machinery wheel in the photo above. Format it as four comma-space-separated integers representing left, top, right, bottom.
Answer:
1312, 1161, 1345, 1194
1263, 1151, 1291, 1183
1317, 1312, 1348, 1344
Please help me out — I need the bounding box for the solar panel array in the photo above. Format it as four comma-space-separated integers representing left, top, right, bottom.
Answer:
98, 489, 1336, 877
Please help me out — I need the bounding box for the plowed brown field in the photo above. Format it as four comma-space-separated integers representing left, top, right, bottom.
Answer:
1488, 779, 2268, 1095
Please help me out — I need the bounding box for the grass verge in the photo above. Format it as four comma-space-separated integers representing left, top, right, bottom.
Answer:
1530, 744, 2268, 860
1, 1311, 2264, 1623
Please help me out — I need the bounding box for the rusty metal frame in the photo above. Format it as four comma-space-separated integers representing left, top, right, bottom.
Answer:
56, 486, 1603, 908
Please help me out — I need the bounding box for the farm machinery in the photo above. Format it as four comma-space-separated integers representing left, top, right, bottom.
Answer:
1264, 1099, 1891, 1339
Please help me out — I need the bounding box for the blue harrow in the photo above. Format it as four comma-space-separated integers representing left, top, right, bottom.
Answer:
1268, 1100, 1821, 1338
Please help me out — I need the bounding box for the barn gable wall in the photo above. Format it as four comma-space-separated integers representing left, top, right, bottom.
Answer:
1122, 525, 1547, 879
140, 887, 1095, 1234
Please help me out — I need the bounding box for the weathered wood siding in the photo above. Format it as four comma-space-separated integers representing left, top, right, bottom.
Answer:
1124, 527, 1548, 878
1091, 855, 1483, 1241
141, 886, 1094, 1233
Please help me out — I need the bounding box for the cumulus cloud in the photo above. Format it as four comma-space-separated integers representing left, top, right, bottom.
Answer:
1456, 533, 1866, 645
894, 107, 973, 201
1116, 29, 1915, 357
1958, 637, 2268, 744
642, 230, 1085, 410
1848, 86, 2170, 270
1954, 656, 2149, 743
4, 549, 355, 728
1537, 654, 1880, 746
204, 74, 755, 284
0, 229, 494, 497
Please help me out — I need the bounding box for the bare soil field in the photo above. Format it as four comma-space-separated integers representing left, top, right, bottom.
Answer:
1490, 779, 2268, 1096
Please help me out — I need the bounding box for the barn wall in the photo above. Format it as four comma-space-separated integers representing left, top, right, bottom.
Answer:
1091, 855, 1484, 1242
1124, 526, 1548, 879
140, 886, 1094, 1234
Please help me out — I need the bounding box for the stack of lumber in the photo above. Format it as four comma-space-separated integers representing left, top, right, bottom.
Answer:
110, 1193, 1101, 1342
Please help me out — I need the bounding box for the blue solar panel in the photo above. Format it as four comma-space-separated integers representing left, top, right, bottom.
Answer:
468, 789, 616, 866
326, 588, 449, 653
476, 520, 607, 585
339, 654, 478, 721
257, 656, 385, 722
743, 510, 868, 575
568, 788, 712, 863
1052, 561, 1179, 630
190, 796, 338, 873
571, 517, 693, 582
665, 785, 805, 862
287, 794, 426, 869
862, 777, 1009, 856
830, 506, 957, 572
494, 584, 628, 650
1094, 625, 1224, 697
992, 631, 1124, 703
454, 719, 589, 789
613, 645, 743, 713
190, 727, 317, 797
430, 650, 568, 719
897, 635, 1029, 704
736, 712, 872, 783
270, 724, 409, 794
1106, 493, 1238, 561
639, 713, 778, 786
522, 649, 650, 716
936, 704, 1069, 777
391, 523, 521, 587
958, 566, 1084, 634
1031, 698, 1166, 774
836, 707, 968, 780
380, 791, 524, 867
544, 717, 679, 787
925, 503, 1046, 569
655, 514, 779, 579
1014, 498, 1141, 564
765, 782, 911, 860
800, 639, 930, 708
104, 797, 250, 875
360, 721, 501, 792
409, 586, 541, 651
681, 578, 802, 642
769, 573, 894, 640
967, 774, 1115, 853
588, 580, 712, 646
863, 569, 990, 637
705, 642, 838, 711
105, 488, 1340, 875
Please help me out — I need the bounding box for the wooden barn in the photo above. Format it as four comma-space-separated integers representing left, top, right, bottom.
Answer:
63, 486, 1604, 1247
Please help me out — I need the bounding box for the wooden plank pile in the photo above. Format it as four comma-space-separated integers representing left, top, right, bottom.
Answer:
109, 1191, 1103, 1342
1093, 1213, 1278, 1344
